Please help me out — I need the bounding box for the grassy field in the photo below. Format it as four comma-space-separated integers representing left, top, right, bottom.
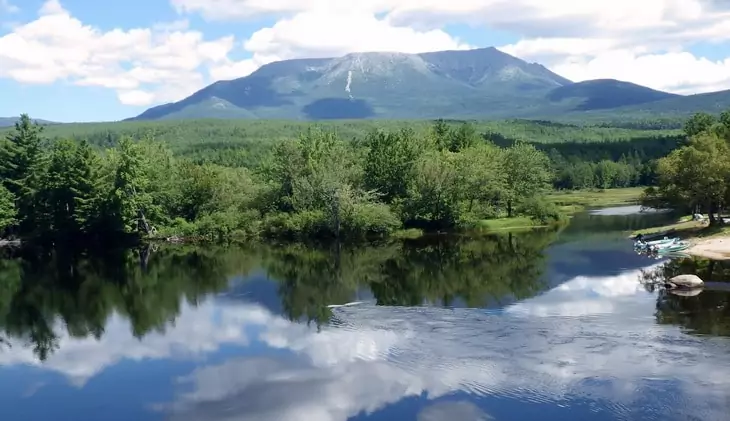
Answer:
547, 187, 645, 213
475, 217, 541, 232
474, 188, 647, 232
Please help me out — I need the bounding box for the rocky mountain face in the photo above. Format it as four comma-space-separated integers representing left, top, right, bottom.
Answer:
128, 47, 726, 121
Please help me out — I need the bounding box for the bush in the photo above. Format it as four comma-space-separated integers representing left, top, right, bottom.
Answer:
343, 202, 401, 237
519, 197, 567, 225
261, 210, 329, 239
160, 210, 260, 240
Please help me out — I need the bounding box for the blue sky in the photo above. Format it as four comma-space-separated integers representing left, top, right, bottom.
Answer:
1, 0, 729, 122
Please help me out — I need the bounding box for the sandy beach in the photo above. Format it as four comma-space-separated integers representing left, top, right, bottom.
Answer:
687, 237, 730, 260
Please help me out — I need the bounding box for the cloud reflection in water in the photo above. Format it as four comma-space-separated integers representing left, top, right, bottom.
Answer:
163, 264, 730, 421
1, 263, 729, 421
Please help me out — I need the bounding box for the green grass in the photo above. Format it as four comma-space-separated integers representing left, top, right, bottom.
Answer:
475, 217, 540, 231
472, 187, 645, 233
547, 187, 645, 213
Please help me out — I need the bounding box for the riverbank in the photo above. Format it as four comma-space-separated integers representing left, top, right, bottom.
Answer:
476, 188, 645, 232
632, 216, 730, 260
547, 187, 644, 214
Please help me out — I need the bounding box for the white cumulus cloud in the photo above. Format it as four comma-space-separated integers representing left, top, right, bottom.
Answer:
3, 0, 730, 110
179, 0, 730, 94
208, 10, 469, 81
0, 0, 236, 106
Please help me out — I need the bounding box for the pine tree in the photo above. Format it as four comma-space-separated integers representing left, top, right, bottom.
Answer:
0, 114, 45, 235
36, 139, 104, 239
72, 140, 105, 235
0, 184, 16, 234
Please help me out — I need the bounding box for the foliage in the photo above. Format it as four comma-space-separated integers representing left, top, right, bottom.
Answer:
683, 112, 717, 138
644, 112, 730, 225
502, 142, 553, 217
0, 184, 16, 233
0, 113, 702, 243
0, 114, 46, 234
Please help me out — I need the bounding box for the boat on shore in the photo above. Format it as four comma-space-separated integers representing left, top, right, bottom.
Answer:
651, 240, 690, 254
634, 236, 678, 250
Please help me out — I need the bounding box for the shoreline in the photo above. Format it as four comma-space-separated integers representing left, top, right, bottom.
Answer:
686, 237, 730, 260
632, 218, 730, 260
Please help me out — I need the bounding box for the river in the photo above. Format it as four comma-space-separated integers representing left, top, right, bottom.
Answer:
1, 207, 729, 421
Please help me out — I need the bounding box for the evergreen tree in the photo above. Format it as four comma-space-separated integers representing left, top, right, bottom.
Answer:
36, 139, 104, 239
0, 184, 16, 234
0, 114, 45, 234
73, 140, 106, 234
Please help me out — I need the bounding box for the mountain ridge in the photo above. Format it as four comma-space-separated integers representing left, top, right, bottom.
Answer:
123, 47, 726, 121
0, 117, 57, 127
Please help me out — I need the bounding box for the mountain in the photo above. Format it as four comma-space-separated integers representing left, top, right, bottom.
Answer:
130, 47, 576, 121
545, 79, 679, 111
128, 47, 714, 121
587, 88, 730, 117
0, 117, 57, 127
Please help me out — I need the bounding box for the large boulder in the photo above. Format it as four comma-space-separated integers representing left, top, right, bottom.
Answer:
667, 274, 704, 289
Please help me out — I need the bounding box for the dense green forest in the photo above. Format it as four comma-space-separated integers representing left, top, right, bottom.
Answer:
0, 117, 682, 169
0, 114, 693, 243
642, 111, 730, 225
0, 115, 562, 243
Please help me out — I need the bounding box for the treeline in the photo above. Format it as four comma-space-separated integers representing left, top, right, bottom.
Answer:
492, 134, 682, 190
0, 117, 681, 168
589, 119, 684, 130
0, 115, 564, 244
643, 110, 730, 225
0, 117, 683, 193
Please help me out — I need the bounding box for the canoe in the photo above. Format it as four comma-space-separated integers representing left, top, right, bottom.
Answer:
655, 241, 690, 254
635, 237, 678, 249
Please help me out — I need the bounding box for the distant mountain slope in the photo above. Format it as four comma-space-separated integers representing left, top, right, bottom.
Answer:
129, 47, 574, 121
599, 88, 730, 115
0, 116, 57, 127
546, 79, 679, 111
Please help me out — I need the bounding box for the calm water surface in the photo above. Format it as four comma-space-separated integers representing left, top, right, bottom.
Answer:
2, 207, 730, 421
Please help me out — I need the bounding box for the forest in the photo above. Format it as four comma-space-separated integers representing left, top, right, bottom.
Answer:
0, 113, 695, 243
642, 111, 730, 225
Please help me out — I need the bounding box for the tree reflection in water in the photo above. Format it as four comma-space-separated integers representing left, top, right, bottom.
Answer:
268, 230, 559, 327
639, 257, 730, 337
0, 229, 561, 361
0, 244, 259, 361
